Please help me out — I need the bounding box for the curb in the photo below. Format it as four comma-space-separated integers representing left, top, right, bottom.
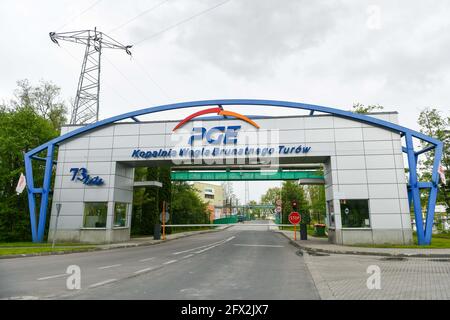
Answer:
0, 226, 231, 260
278, 232, 450, 258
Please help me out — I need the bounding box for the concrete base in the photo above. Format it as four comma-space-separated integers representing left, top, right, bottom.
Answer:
330, 228, 413, 245
47, 228, 131, 244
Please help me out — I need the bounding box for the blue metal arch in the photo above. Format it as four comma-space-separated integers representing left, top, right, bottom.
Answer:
24, 99, 443, 244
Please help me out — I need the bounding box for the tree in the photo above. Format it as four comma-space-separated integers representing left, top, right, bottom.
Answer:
281, 181, 309, 225
303, 185, 326, 224
248, 200, 260, 219
352, 103, 384, 114
131, 168, 209, 236
11, 79, 67, 131
417, 108, 450, 209
0, 107, 58, 241
260, 187, 281, 205
261, 183, 308, 224
171, 182, 208, 225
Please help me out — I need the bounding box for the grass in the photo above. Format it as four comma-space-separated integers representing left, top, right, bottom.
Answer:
0, 241, 96, 256
0, 246, 95, 256
350, 232, 450, 249
0, 242, 95, 248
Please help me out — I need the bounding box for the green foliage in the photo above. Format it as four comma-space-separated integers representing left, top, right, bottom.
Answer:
261, 182, 309, 225
131, 168, 208, 236
12, 79, 67, 131
352, 103, 384, 114
417, 108, 450, 209
248, 200, 260, 219
0, 79, 68, 241
0, 107, 58, 241
303, 184, 326, 224
260, 187, 281, 205
171, 182, 209, 225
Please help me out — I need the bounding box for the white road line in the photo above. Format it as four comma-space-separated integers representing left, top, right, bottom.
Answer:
163, 259, 177, 265
88, 279, 117, 288
37, 274, 67, 281
194, 236, 236, 254
172, 239, 229, 255
233, 244, 284, 248
139, 257, 155, 262
134, 267, 156, 274
182, 254, 194, 259
98, 264, 121, 270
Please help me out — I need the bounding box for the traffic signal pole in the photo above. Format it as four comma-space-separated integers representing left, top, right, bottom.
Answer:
292, 199, 307, 240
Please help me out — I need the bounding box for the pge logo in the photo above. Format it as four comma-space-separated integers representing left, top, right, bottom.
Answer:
173, 106, 260, 146
189, 126, 241, 145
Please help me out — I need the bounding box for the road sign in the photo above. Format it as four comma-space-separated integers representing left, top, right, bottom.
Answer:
275, 206, 282, 213
160, 212, 170, 223
276, 199, 282, 206
288, 212, 301, 225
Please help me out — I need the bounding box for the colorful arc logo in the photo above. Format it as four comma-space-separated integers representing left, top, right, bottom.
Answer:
173, 107, 260, 131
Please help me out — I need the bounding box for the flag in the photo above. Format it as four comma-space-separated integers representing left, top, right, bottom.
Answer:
438, 165, 447, 185
16, 173, 26, 195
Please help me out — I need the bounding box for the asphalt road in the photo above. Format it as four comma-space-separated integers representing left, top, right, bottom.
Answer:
0, 221, 319, 300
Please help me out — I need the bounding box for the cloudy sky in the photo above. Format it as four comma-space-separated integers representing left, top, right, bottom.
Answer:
0, 0, 449, 202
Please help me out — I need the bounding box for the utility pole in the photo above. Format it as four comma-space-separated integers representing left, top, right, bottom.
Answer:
50, 28, 132, 124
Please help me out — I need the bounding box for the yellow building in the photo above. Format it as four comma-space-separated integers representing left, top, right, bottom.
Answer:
192, 182, 224, 222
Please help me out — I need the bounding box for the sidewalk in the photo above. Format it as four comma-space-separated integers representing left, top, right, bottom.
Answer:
277, 230, 450, 258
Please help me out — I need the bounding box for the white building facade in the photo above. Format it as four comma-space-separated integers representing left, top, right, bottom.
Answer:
48, 111, 412, 245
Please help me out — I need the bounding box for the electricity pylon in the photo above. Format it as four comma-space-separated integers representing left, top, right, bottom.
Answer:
50, 28, 132, 124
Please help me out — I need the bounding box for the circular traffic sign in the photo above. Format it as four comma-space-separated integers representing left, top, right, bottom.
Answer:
276, 199, 282, 206
275, 206, 282, 213
288, 212, 301, 225
160, 212, 170, 223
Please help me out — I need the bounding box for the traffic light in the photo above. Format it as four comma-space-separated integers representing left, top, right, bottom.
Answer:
291, 199, 298, 211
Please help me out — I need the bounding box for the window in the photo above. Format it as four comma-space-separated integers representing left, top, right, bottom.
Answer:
340, 199, 370, 228
83, 202, 107, 228
114, 203, 128, 227
205, 194, 215, 199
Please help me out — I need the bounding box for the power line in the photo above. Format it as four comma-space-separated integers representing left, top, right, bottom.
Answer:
56, 0, 103, 31
132, 56, 172, 100
103, 56, 156, 104
108, 0, 172, 34
133, 0, 232, 46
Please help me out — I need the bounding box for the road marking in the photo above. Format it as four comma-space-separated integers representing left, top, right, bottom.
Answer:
182, 254, 194, 259
134, 267, 156, 274
233, 244, 284, 248
163, 259, 178, 265
172, 239, 229, 255
194, 236, 235, 254
88, 279, 117, 288
37, 274, 67, 281
139, 257, 155, 262
98, 264, 121, 270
